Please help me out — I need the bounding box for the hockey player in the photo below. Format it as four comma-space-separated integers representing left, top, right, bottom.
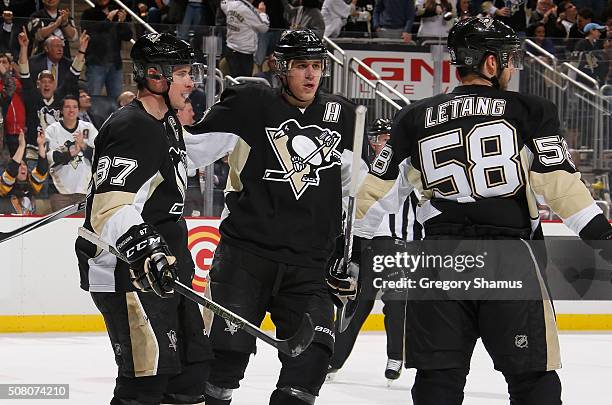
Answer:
74, 33, 212, 405
327, 118, 422, 385
45, 95, 98, 211
184, 29, 368, 405
353, 16, 612, 405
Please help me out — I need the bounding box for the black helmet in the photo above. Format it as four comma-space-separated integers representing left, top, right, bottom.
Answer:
274, 29, 329, 76
367, 118, 392, 137
447, 17, 522, 71
131, 33, 198, 83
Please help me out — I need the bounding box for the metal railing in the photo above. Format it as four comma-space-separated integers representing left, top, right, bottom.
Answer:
523, 40, 611, 173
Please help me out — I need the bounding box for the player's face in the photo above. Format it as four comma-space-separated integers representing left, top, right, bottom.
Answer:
145, 66, 169, 94
169, 65, 193, 110
369, 133, 390, 156
62, 99, 79, 122
285, 59, 323, 106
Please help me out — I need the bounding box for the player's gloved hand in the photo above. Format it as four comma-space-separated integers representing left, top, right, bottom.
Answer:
325, 235, 359, 307
291, 155, 305, 172
116, 223, 177, 298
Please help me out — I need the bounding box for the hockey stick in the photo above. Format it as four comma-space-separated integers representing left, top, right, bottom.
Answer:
336, 105, 367, 333
77, 226, 314, 358
0, 200, 86, 244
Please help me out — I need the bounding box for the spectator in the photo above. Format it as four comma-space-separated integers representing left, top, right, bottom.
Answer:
574, 22, 609, 85
281, 0, 325, 38
27, 0, 78, 57
528, 0, 564, 37
343, 0, 376, 37
372, 0, 415, 43
483, 0, 528, 35
415, 0, 456, 39
222, 0, 270, 77
556, 1, 578, 38
117, 90, 136, 107
77, 87, 106, 129
18, 26, 87, 148
45, 95, 97, 211
573, 0, 605, 22
0, 0, 37, 57
255, 53, 283, 87
179, 0, 209, 40
322, 0, 353, 38
28, 35, 73, 89
456, 0, 474, 20
0, 10, 13, 53
568, 7, 593, 46
134, 0, 169, 30
255, 0, 287, 70
526, 21, 556, 55
80, 0, 133, 100
0, 52, 24, 156
0, 128, 47, 215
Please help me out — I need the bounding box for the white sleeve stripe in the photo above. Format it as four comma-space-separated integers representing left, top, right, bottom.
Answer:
99, 172, 158, 247
184, 131, 239, 169
354, 157, 414, 238
563, 201, 603, 236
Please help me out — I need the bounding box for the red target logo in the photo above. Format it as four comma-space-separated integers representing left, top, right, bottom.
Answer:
188, 225, 220, 292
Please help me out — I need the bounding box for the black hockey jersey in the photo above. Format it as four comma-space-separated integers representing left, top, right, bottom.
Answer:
186, 84, 369, 267
355, 84, 611, 240
75, 99, 192, 292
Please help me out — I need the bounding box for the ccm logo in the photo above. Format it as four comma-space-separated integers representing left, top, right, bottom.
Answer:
360, 57, 458, 83
125, 237, 161, 258
315, 325, 335, 339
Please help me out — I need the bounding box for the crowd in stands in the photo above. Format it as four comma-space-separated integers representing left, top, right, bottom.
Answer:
0, 0, 611, 217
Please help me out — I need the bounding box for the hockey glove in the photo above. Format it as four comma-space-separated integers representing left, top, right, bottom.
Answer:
116, 223, 177, 298
325, 235, 359, 307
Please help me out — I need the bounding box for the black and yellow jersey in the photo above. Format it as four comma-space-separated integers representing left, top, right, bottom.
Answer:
355, 84, 611, 241
186, 84, 369, 267
76, 99, 193, 292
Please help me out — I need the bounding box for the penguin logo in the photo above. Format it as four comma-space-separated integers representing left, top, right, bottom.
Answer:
264, 119, 342, 199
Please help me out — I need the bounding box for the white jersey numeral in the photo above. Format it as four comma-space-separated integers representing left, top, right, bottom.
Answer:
95, 156, 139, 187
419, 120, 523, 200
533, 135, 575, 168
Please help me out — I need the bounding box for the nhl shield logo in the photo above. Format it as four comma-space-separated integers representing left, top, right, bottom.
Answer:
263, 119, 342, 199
224, 319, 240, 335
514, 334, 528, 349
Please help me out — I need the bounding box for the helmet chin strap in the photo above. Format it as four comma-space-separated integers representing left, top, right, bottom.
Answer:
143, 76, 173, 110
475, 60, 502, 89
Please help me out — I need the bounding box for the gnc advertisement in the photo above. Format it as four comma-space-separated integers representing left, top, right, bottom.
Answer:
337, 49, 519, 100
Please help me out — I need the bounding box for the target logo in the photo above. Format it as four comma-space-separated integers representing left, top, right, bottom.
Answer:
187, 225, 220, 292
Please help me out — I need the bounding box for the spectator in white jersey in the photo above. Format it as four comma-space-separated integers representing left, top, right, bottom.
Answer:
221, 0, 270, 77
45, 95, 98, 211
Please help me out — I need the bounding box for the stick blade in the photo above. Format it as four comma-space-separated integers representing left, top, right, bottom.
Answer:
337, 296, 359, 333
277, 313, 315, 357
